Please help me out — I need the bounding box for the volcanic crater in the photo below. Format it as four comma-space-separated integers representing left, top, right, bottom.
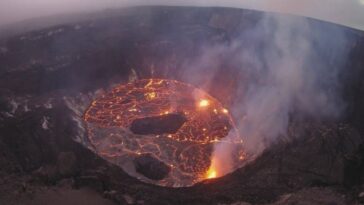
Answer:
0, 5, 363, 205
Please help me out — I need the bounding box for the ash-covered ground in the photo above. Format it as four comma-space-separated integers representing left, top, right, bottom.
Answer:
0, 6, 364, 205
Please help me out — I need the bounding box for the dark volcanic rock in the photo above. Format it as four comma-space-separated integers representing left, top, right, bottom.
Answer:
33, 165, 59, 183
268, 187, 347, 205
57, 152, 77, 176
130, 113, 187, 135
134, 154, 171, 180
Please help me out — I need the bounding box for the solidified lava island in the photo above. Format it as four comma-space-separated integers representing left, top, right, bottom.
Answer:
83, 79, 245, 187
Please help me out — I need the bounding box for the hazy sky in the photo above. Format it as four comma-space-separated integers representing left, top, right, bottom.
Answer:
0, 0, 363, 30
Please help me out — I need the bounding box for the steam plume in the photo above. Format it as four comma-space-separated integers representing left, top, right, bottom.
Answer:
184, 14, 351, 176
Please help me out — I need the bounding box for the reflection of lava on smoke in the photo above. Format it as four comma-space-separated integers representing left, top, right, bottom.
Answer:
83, 79, 245, 187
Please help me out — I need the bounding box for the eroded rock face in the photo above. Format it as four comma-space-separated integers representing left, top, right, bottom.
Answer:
134, 154, 171, 180
130, 113, 187, 135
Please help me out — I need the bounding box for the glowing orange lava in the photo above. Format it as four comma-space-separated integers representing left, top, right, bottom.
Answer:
206, 169, 217, 179
83, 79, 243, 187
198, 99, 210, 107
206, 158, 218, 179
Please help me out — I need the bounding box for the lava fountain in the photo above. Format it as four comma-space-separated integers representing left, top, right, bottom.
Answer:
83, 79, 245, 187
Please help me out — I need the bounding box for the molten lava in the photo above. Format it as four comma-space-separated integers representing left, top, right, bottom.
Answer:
198, 99, 210, 108
206, 158, 218, 179
206, 168, 217, 179
83, 79, 244, 186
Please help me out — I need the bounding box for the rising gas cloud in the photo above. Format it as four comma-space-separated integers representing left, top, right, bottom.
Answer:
185, 13, 351, 177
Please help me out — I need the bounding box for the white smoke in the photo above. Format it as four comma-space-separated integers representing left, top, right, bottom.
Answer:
183, 13, 351, 176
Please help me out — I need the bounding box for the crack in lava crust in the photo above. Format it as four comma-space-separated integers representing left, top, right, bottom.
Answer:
83, 79, 244, 187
